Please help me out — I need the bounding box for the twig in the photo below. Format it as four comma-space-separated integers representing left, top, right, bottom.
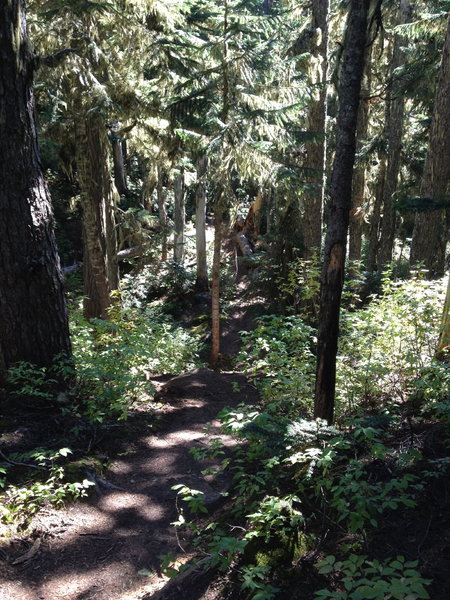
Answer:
0, 449, 46, 471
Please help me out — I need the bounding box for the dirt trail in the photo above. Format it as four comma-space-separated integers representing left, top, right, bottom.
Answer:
0, 369, 260, 600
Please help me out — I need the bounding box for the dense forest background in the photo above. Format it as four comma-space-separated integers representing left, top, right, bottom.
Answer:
1, 0, 450, 599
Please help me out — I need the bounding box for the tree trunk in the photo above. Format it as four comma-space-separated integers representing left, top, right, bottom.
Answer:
173, 169, 185, 264
195, 156, 209, 291
76, 113, 119, 320
210, 202, 224, 369
437, 275, 450, 359
314, 0, 370, 424
348, 46, 372, 275
157, 168, 169, 262
0, 0, 71, 382
378, 0, 412, 272
111, 134, 128, 196
302, 0, 329, 257
366, 155, 386, 272
410, 16, 450, 278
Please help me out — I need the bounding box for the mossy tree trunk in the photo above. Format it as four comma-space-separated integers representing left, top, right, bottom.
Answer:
0, 0, 71, 383
76, 113, 119, 320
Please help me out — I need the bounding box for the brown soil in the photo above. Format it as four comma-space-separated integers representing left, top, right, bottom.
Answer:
0, 368, 260, 600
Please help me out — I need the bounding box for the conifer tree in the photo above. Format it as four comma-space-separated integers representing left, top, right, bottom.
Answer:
0, 0, 71, 383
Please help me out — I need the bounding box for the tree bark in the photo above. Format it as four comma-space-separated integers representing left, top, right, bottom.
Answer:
195, 156, 209, 291
314, 0, 370, 424
111, 133, 128, 196
410, 16, 450, 278
366, 155, 386, 272
437, 275, 450, 359
76, 113, 119, 320
0, 0, 71, 382
348, 45, 372, 275
378, 0, 412, 272
157, 168, 169, 262
302, 0, 329, 257
210, 202, 224, 369
173, 169, 185, 264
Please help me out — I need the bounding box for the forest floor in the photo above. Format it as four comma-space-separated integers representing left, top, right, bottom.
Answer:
0, 250, 265, 600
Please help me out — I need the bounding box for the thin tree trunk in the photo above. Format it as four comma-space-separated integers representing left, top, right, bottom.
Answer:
302, 0, 329, 257
76, 113, 119, 320
0, 0, 71, 382
410, 16, 450, 277
111, 134, 128, 196
157, 168, 168, 262
378, 0, 412, 272
366, 155, 386, 272
195, 156, 209, 291
314, 0, 370, 424
210, 202, 223, 369
437, 275, 450, 359
173, 169, 185, 263
348, 46, 372, 275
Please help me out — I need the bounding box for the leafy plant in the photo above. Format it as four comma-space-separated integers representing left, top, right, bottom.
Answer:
315, 554, 431, 599
237, 315, 316, 417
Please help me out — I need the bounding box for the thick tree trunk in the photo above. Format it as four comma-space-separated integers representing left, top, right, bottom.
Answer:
210, 203, 224, 369
314, 0, 370, 424
378, 0, 412, 272
173, 169, 185, 264
410, 16, 450, 278
195, 156, 209, 291
157, 168, 169, 262
76, 114, 119, 320
302, 0, 329, 257
0, 0, 71, 382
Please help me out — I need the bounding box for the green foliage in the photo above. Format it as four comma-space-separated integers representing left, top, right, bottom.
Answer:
237, 315, 316, 417
315, 554, 431, 600
6, 362, 58, 401
121, 261, 196, 310
0, 447, 94, 526
70, 303, 201, 421
337, 275, 445, 415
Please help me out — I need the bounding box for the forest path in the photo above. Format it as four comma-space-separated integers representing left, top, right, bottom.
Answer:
0, 249, 264, 600
0, 369, 260, 600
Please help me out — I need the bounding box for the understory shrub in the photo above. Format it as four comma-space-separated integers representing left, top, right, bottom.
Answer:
237, 315, 316, 417
70, 303, 201, 421
336, 275, 445, 416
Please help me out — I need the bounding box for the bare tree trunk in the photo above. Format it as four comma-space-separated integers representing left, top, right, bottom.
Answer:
410, 16, 450, 278
157, 168, 169, 262
366, 155, 386, 272
173, 169, 185, 263
76, 114, 119, 320
210, 202, 223, 369
302, 0, 329, 257
314, 0, 370, 424
195, 156, 209, 291
378, 0, 412, 272
0, 0, 71, 383
348, 46, 372, 276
